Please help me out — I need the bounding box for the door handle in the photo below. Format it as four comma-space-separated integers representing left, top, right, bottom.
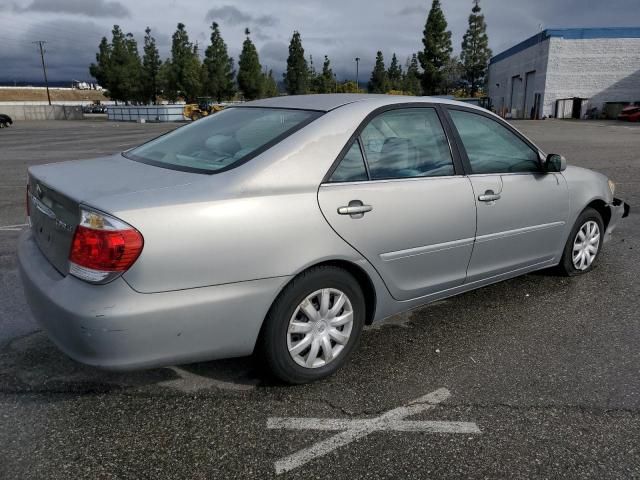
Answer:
478, 190, 501, 202
337, 201, 372, 218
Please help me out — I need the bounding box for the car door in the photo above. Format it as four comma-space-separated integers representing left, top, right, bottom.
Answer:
318, 105, 477, 301
445, 107, 570, 282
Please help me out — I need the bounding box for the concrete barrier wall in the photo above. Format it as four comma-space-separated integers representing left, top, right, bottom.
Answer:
0, 105, 83, 120
0, 100, 115, 106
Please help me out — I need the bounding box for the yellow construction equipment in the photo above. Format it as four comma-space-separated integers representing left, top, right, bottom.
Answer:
183, 97, 224, 121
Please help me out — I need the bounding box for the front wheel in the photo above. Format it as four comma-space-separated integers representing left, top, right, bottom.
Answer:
257, 266, 365, 384
558, 207, 604, 276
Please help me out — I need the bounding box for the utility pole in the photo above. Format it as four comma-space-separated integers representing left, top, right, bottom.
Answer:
354, 57, 360, 92
33, 41, 51, 105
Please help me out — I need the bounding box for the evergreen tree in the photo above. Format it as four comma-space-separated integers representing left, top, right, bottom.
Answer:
263, 69, 278, 97
315, 55, 334, 93
124, 32, 143, 102
284, 31, 308, 95
237, 28, 263, 100
368, 51, 389, 93
402, 53, 422, 95
157, 61, 172, 100
307, 55, 319, 92
461, 0, 492, 96
443, 56, 464, 94
165, 23, 202, 102
141, 27, 161, 104
89, 37, 112, 95
387, 53, 403, 91
202, 22, 235, 102
418, 0, 452, 95
90, 26, 141, 103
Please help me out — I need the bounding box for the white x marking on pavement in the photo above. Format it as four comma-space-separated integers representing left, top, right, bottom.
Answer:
268, 387, 480, 474
0, 223, 27, 232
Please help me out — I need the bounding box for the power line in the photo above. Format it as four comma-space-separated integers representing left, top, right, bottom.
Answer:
32, 40, 51, 105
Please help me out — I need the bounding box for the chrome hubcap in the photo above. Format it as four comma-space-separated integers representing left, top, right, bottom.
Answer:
572, 220, 600, 270
287, 288, 354, 369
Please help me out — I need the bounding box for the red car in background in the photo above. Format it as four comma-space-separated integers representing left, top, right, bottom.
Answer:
618, 106, 640, 122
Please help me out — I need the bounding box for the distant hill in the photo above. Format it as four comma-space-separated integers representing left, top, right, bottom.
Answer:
0, 81, 93, 88
0, 87, 108, 102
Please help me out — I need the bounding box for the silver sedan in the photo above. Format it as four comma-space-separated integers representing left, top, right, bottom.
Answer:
18, 94, 629, 383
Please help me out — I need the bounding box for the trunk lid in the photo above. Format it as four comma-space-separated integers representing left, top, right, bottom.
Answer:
28, 154, 202, 275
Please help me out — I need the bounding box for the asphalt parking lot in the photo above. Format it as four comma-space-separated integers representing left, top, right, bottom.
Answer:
1, 118, 639, 479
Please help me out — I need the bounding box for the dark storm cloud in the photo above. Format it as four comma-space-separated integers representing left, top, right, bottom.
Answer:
24, 0, 130, 18
302, 35, 343, 47
398, 5, 424, 16
253, 28, 273, 42
255, 15, 278, 28
205, 5, 278, 28
2, 0, 640, 82
206, 6, 252, 25
0, 2, 14, 11
0, 19, 110, 82
260, 41, 288, 66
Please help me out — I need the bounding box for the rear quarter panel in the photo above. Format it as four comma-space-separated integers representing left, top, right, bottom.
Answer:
93, 103, 389, 294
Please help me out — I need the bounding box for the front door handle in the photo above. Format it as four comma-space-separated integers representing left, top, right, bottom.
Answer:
478, 190, 501, 202
337, 200, 372, 218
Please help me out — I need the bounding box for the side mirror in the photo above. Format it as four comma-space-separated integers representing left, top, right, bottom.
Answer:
545, 153, 567, 172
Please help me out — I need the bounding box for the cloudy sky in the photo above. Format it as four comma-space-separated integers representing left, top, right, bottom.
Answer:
1, 0, 639, 84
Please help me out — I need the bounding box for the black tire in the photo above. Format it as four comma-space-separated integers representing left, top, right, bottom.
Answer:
257, 266, 365, 384
557, 207, 604, 276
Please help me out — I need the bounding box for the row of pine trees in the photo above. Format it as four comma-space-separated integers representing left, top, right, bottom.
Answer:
89, 0, 491, 104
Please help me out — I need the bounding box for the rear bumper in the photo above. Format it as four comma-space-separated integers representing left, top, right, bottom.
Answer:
17, 229, 288, 370
604, 197, 630, 243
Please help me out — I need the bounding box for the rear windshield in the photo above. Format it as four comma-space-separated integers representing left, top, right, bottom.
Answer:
124, 107, 322, 174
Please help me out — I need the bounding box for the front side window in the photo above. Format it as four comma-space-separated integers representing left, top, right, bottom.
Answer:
126, 107, 321, 173
449, 109, 540, 174
359, 108, 454, 180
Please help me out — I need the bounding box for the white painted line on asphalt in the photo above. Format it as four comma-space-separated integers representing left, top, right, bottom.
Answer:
0, 223, 27, 232
268, 387, 481, 474
158, 366, 256, 392
268, 417, 480, 433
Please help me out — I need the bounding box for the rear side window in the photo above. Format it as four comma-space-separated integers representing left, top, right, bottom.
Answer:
329, 141, 368, 182
125, 107, 321, 174
360, 108, 454, 180
449, 109, 540, 174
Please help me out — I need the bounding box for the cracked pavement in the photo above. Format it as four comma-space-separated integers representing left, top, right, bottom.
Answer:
1, 119, 639, 479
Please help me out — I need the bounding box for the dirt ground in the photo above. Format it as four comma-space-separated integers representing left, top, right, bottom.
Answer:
0, 88, 107, 102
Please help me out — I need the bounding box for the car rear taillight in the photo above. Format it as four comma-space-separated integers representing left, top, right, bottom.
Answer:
69, 208, 143, 284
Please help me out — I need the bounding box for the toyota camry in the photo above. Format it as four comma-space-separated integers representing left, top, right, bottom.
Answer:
18, 94, 630, 383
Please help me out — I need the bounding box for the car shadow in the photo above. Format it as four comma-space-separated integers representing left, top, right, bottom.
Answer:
0, 331, 268, 394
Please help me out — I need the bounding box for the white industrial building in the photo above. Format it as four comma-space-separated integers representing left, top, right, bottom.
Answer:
488, 27, 640, 119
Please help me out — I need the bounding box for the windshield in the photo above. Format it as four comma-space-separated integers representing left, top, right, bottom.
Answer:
124, 107, 322, 174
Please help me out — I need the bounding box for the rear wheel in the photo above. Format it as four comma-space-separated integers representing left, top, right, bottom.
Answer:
257, 266, 365, 384
558, 207, 604, 276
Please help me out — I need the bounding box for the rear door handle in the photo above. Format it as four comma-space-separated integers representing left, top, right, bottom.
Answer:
478, 191, 501, 202
338, 205, 373, 215
337, 200, 372, 218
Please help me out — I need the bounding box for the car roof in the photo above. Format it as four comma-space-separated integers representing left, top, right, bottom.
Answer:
239, 93, 471, 112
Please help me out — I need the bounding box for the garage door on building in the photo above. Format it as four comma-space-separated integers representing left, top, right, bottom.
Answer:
524, 71, 536, 119
509, 75, 523, 118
